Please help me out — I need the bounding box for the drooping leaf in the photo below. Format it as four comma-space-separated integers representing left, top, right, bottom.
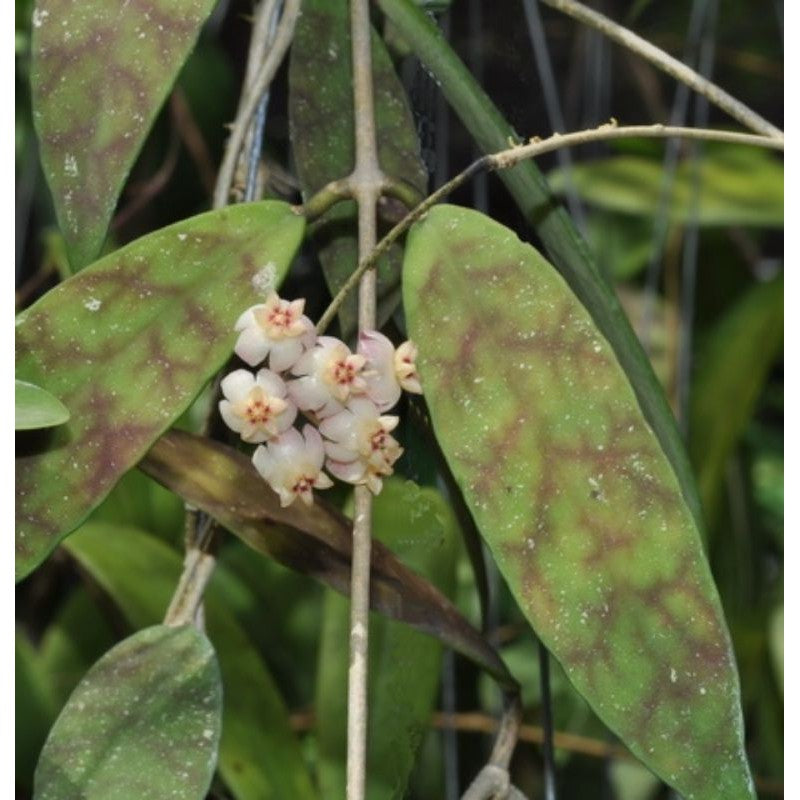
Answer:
34, 624, 222, 800
30, 0, 218, 268
403, 204, 753, 800
15, 201, 305, 581
316, 479, 458, 800
289, 0, 427, 338
690, 276, 783, 525
15, 378, 69, 430
376, 0, 705, 533
548, 147, 784, 227
64, 523, 319, 800
140, 429, 514, 688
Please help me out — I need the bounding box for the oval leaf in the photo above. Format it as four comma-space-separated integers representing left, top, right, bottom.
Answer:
316, 479, 458, 799
140, 429, 515, 689
15, 379, 69, 430
64, 523, 319, 800
289, 0, 427, 337
403, 204, 753, 800
34, 624, 221, 800
31, 0, 218, 268
15, 201, 305, 581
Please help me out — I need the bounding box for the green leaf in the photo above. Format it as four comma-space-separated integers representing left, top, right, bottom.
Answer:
15, 378, 69, 430
30, 0, 217, 268
39, 588, 117, 706
16, 631, 59, 791
141, 430, 515, 688
548, 146, 784, 227
376, 0, 705, 533
34, 624, 222, 800
690, 276, 783, 525
64, 523, 318, 800
15, 201, 305, 581
289, 0, 427, 338
403, 204, 753, 800
316, 479, 458, 800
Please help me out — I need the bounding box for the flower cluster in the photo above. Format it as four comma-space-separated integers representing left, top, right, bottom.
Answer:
220, 292, 422, 507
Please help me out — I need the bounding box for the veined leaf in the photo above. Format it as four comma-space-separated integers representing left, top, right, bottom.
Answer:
34, 624, 222, 800
316, 479, 458, 800
30, 0, 218, 268
15, 378, 69, 430
289, 0, 427, 338
403, 204, 753, 800
548, 146, 784, 227
64, 523, 318, 800
15, 201, 305, 581
140, 430, 514, 688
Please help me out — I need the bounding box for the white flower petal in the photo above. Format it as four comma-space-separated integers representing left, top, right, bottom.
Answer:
302, 424, 325, 467
314, 472, 334, 489
347, 397, 379, 420
235, 325, 270, 366
270, 337, 305, 372
319, 408, 357, 444
324, 440, 359, 463
252, 444, 276, 480
219, 400, 244, 433
288, 376, 329, 413
255, 368, 287, 397
221, 369, 256, 402
235, 306, 259, 331
326, 458, 366, 484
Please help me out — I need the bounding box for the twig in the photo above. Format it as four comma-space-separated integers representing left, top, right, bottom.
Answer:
170, 89, 217, 197
163, 516, 217, 627
538, 0, 782, 139
111, 128, 181, 231
212, 0, 301, 209
346, 0, 386, 796
166, 1, 289, 627
315, 122, 782, 332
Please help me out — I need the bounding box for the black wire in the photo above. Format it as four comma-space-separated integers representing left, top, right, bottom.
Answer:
538, 639, 557, 800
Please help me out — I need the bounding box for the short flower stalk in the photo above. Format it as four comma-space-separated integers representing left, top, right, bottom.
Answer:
220, 291, 421, 507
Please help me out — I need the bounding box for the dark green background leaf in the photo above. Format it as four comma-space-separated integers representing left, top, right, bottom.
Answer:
289, 0, 427, 338
15, 201, 304, 581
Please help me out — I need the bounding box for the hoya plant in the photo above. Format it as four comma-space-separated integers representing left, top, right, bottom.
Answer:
16, 0, 783, 798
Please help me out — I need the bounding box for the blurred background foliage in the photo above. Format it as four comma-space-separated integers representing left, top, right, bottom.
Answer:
15, 0, 783, 797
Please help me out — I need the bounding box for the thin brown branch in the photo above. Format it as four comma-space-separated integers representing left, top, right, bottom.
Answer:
111, 129, 180, 231
539, 0, 783, 139
212, 0, 301, 209
287, 709, 783, 796
170, 89, 217, 197
315, 123, 782, 332
346, 0, 384, 796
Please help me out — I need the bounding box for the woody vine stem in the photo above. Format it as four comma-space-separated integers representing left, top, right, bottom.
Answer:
347, 0, 383, 797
